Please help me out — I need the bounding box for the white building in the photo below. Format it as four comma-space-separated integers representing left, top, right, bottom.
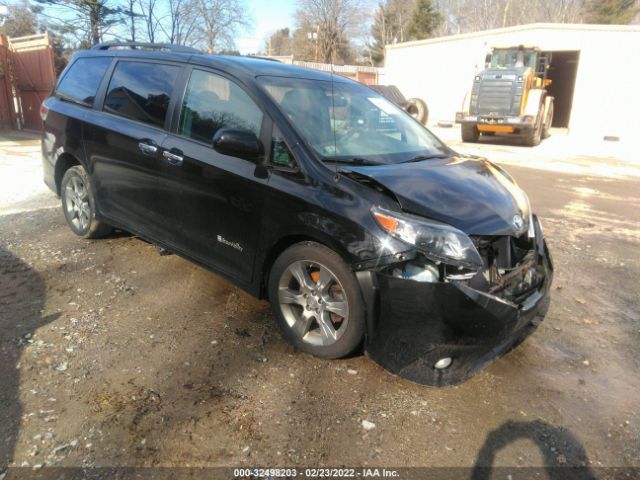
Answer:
383, 23, 640, 140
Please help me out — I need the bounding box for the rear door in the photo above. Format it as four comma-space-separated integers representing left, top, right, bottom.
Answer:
158, 67, 270, 283
84, 59, 182, 239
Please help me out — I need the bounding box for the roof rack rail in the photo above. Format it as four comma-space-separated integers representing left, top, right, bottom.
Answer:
91, 42, 200, 53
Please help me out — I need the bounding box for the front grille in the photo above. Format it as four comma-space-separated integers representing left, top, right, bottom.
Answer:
455, 235, 543, 304
475, 79, 516, 115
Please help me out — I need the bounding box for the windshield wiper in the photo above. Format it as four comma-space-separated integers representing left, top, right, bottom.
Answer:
326, 157, 382, 166
401, 154, 450, 164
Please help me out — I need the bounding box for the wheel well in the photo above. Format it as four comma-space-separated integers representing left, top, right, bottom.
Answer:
54, 153, 81, 195
259, 234, 352, 299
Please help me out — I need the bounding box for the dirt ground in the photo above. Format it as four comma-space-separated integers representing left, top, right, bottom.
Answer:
0, 129, 639, 477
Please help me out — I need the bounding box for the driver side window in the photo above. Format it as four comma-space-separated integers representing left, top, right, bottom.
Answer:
179, 69, 263, 143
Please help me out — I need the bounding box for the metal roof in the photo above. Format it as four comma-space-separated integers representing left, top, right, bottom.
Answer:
386, 23, 640, 51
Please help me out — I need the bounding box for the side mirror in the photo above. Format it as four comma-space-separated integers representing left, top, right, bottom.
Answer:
212, 128, 262, 158
485, 53, 492, 68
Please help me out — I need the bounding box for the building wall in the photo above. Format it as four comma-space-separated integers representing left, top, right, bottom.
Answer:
383, 24, 640, 139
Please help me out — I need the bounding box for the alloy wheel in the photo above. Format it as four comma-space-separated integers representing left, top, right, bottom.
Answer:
277, 260, 349, 346
64, 175, 91, 232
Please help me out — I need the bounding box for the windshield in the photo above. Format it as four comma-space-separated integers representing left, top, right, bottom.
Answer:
258, 76, 450, 164
490, 49, 537, 69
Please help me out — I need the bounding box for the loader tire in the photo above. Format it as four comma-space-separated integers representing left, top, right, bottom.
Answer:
542, 101, 554, 139
461, 124, 480, 142
523, 122, 542, 147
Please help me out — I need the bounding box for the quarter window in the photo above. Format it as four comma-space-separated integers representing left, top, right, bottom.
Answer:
103, 61, 180, 127
179, 69, 263, 144
271, 126, 295, 168
56, 57, 112, 106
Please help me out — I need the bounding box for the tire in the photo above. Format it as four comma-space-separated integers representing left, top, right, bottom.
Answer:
461, 123, 480, 142
523, 112, 543, 147
406, 97, 428, 125
60, 165, 112, 239
268, 241, 365, 359
542, 101, 554, 139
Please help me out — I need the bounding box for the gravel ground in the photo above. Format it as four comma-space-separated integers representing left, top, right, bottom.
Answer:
0, 129, 638, 476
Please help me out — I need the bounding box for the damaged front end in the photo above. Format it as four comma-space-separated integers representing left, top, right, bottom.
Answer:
361, 214, 553, 387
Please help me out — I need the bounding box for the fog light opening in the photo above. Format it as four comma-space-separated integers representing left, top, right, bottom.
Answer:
434, 357, 452, 370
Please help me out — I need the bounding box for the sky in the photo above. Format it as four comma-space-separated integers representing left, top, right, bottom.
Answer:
235, 0, 297, 55
4, 0, 297, 54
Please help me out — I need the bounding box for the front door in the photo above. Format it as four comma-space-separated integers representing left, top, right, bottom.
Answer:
158, 68, 269, 284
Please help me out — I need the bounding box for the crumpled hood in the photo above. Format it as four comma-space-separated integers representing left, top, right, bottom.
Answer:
345, 156, 531, 236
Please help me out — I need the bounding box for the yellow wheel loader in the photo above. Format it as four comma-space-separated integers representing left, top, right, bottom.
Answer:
456, 46, 554, 146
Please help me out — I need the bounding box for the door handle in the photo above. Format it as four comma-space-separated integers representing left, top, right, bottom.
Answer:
138, 141, 158, 155
163, 150, 184, 166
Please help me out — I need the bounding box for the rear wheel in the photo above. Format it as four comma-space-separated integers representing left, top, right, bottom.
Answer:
461, 124, 480, 142
542, 101, 554, 139
268, 242, 365, 359
61, 165, 112, 238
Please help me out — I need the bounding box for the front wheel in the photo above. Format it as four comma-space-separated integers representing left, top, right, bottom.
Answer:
61, 165, 112, 238
461, 124, 480, 142
523, 117, 542, 147
268, 242, 365, 359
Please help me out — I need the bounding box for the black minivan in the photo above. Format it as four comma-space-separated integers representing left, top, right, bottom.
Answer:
42, 43, 553, 386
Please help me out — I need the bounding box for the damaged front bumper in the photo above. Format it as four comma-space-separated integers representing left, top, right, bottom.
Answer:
361, 216, 553, 387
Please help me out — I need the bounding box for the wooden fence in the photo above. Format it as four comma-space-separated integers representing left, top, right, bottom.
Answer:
0, 32, 57, 131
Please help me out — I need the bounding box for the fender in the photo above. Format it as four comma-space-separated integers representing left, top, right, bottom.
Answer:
523, 89, 545, 119
544, 95, 554, 119
460, 89, 471, 115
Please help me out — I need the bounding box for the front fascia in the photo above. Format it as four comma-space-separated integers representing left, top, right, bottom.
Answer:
364, 218, 553, 386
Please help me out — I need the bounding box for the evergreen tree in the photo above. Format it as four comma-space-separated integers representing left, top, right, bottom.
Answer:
369, 0, 416, 66
407, 0, 441, 40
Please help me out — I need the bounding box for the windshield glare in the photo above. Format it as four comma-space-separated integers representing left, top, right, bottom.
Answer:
258, 76, 450, 164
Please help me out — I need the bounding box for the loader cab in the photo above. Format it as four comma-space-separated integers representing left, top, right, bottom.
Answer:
485, 47, 552, 84
486, 47, 538, 69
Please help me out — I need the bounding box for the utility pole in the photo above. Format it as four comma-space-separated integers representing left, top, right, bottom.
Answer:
307, 25, 319, 63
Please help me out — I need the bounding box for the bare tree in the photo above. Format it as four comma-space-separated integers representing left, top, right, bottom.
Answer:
294, 0, 363, 63
123, 0, 138, 41
192, 0, 248, 53
137, 0, 162, 43
159, 0, 201, 45
265, 27, 293, 56
33, 0, 124, 46
435, 0, 583, 35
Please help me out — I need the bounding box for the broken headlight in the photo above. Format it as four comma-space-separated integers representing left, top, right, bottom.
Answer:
372, 206, 483, 270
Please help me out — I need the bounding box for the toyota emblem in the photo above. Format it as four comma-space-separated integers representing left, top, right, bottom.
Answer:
513, 214, 525, 231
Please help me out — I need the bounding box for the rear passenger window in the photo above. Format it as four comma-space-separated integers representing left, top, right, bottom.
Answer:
56, 57, 111, 106
103, 61, 180, 127
179, 69, 263, 143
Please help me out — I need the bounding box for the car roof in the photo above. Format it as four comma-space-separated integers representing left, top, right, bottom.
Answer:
73, 49, 353, 85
